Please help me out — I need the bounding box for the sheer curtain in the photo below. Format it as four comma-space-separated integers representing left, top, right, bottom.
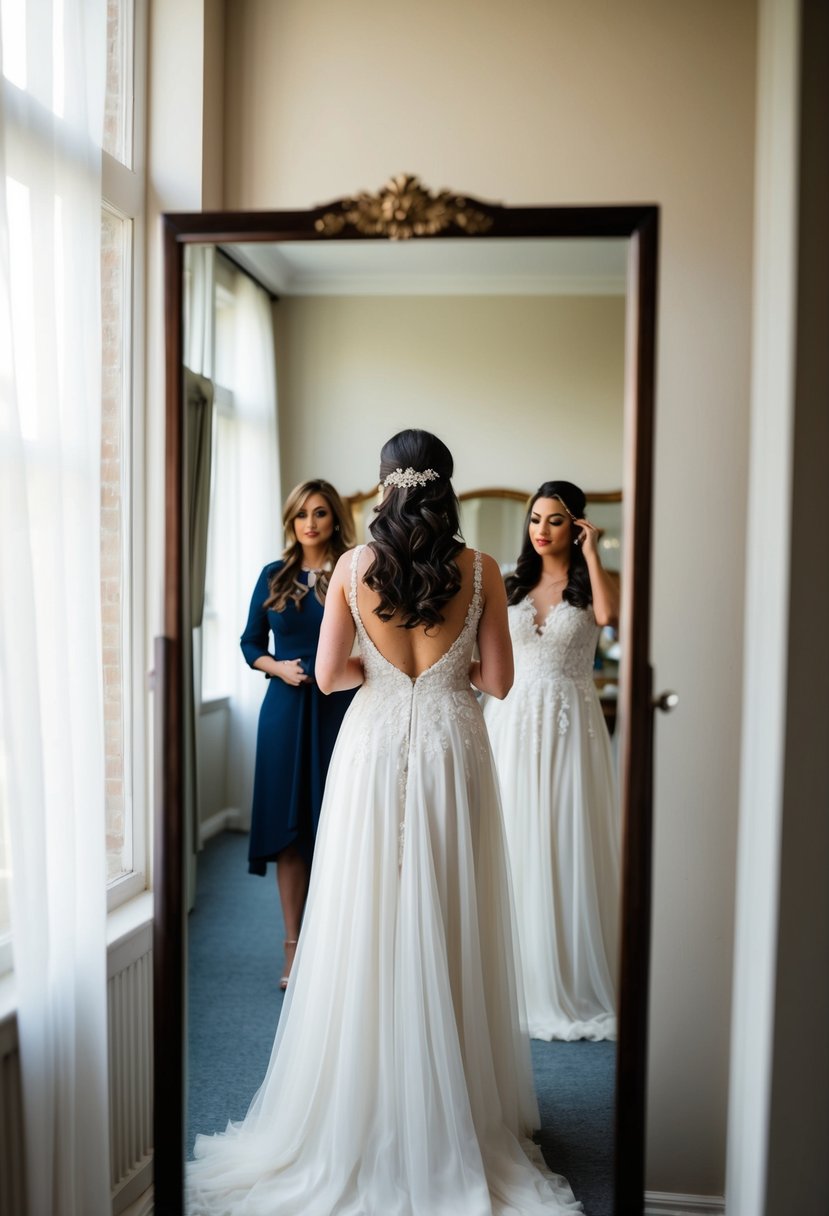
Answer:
0, 5, 110, 1216
225, 274, 281, 826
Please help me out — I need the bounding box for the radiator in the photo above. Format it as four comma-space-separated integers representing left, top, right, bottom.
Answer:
108, 921, 154, 1214
0, 916, 154, 1216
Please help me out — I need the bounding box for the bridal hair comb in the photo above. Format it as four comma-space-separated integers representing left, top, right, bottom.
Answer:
382, 467, 440, 490
552, 494, 587, 545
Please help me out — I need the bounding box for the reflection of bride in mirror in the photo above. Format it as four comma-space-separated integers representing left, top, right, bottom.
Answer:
484, 481, 620, 1041
187, 431, 582, 1215
239, 480, 356, 989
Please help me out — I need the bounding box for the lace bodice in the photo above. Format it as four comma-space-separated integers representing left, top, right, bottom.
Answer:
509, 597, 600, 687
491, 597, 602, 749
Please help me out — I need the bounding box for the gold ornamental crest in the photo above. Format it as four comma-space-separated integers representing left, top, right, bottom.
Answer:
314, 174, 494, 240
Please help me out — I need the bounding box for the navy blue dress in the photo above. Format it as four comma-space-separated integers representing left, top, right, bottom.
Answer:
240, 562, 356, 876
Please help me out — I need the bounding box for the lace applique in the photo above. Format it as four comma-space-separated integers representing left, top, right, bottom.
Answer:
508, 597, 601, 750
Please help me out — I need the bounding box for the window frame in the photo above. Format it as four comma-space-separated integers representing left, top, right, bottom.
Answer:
103, 0, 148, 913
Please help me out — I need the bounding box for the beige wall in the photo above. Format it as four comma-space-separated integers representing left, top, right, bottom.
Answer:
223, 0, 758, 1195
275, 294, 625, 495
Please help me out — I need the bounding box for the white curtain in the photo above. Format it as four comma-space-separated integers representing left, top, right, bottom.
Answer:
0, 5, 110, 1216
225, 274, 280, 827
185, 244, 216, 379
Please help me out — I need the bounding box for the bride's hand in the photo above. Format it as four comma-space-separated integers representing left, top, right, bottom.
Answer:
573, 517, 600, 559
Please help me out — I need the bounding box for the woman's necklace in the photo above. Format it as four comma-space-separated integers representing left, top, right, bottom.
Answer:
302, 560, 331, 588
540, 573, 568, 587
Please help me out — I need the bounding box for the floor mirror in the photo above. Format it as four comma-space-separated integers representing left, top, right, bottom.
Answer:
156, 179, 660, 1215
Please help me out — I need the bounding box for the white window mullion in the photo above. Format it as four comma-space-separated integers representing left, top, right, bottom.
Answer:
102, 152, 142, 216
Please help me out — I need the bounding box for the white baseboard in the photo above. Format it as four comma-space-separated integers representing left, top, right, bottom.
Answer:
645, 1192, 725, 1215
199, 807, 243, 843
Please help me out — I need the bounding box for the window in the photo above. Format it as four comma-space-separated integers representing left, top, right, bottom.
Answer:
102, 0, 147, 906
191, 255, 279, 711
104, 0, 134, 168
0, 2, 148, 953
0, 0, 146, 980
101, 202, 134, 881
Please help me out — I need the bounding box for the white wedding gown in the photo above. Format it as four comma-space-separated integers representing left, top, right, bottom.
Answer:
186, 549, 581, 1216
484, 597, 619, 1042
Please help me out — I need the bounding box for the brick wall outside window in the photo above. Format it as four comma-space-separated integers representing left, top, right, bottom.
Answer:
101, 207, 127, 881
104, 0, 126, 165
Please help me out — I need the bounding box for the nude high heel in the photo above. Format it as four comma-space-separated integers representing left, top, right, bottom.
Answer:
280, 939, 298, 991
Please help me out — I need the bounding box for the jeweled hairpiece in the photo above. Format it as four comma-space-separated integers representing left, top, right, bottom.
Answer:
552, 494, 577, 520
382, 466, 440, 490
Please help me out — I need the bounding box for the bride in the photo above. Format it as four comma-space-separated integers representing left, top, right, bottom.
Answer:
186, 429, 581, 1215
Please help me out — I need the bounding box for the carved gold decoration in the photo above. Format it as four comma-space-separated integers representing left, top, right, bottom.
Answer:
314, 174, 494, 240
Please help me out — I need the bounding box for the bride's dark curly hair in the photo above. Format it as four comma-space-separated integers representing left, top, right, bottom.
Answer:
365, 429, 464, 629
505, 480, 592, 611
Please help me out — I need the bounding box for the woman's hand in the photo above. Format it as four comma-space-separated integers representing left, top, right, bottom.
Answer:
276, 658, 312, 686
573, 517, 600, 558
573, 521, 620, 628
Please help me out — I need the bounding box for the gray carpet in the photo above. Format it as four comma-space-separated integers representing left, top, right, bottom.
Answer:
187, 830, 614, 1214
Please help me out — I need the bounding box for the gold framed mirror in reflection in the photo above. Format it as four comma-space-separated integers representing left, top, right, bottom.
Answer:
158, 185, 659, 1216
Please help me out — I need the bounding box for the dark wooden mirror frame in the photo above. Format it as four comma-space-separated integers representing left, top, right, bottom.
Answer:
156, 191, 659, 1216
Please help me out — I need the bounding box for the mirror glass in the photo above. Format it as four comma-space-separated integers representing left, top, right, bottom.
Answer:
182, 234, 627, 1214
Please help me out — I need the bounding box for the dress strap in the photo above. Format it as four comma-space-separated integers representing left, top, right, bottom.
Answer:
470, 549, 483, 621
457, 549, 484, 637
349, 545, 365, 625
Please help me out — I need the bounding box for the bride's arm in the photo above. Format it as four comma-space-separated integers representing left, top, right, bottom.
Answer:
316, 553, 365, 694
469, 553, 514, 700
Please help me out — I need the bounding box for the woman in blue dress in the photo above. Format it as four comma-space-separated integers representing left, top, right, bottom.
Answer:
240, 478, 356, 987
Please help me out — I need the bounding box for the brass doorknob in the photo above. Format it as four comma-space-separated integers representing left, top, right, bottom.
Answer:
653, 690, 679, 713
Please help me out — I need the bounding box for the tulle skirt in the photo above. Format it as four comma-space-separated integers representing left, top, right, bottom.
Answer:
186, 686, 581, 1214
485, 677, 619, 1042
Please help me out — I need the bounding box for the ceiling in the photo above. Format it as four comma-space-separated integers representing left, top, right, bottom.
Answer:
219, 237, 629, 298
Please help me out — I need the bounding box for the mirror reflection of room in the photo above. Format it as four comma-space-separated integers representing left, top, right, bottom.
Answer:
184, 238, 627, 1214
